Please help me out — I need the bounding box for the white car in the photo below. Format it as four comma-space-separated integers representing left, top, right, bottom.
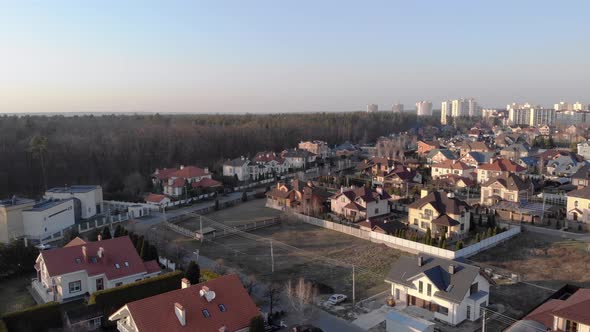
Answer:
327, 294, 347, 305
35, 243, 53, 250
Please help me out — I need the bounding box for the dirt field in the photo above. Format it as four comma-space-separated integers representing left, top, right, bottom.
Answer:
471, 232, 590, 286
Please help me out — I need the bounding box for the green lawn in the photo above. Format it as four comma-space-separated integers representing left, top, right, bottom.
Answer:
0, 275, 36, 315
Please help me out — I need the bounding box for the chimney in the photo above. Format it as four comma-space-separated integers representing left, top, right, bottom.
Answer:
204, 167, 209, 174
98, 234, 102, 241
376, 187, 383, 195
449, 264, 456, 274
418, 256, 424, 266
180, 165, 185, 170
82, 246, 87, 262
97, 247, 104, 259
181, 278, 191, 289
219, 327, 228, 332
174, 303, 186, 326
420, 189, 429, 198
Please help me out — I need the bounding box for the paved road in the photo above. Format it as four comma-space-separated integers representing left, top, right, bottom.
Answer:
520, 223, 590, 242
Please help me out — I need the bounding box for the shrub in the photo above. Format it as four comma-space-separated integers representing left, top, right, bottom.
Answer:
89, 270, 184, 324
455, 241, 464, 250
1, 302, 62, 332
200, 269, 221, 282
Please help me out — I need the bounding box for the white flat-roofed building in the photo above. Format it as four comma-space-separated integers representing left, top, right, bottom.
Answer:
0, 197, 35, 244
23, 199, 75, 242
45, 185, 103, 220
416, 101, 433, 116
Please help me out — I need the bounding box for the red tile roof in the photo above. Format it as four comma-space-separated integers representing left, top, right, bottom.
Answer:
478, 158, 526, 173
145, 193, 168, 204
144, 260, 161, 274
524, 299, 562, 328
170, 177, 186, 188
171, 166, 209, 179
40, 236, 158, 280
191, 178, 222, 188
125, 274, 259, 332
432, 160, 474, 170
64, 237, 87, 247
153, 168, 177, 181
551, 289, 590, 325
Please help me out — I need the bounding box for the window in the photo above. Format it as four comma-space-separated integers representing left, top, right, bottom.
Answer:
115, 263, 120, 269
413, 218, 418, 225
69, 280, 82, 293
427, 284, 432, 296
466, 305, 471, 319
470, 282, 479, 295
124, 261, 129, 267
421, 222, 429, 229
460, 223, 465, 231
90, 257, 98, 264
575, 200, 579, 208
218, 304, 226, 312
438, 306, 449, 316
374, 208, 379, 214
202, 309, 211, 318
418, 281, 423, 293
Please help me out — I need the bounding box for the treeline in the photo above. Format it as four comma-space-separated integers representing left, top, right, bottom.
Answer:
0, 112, 438, 198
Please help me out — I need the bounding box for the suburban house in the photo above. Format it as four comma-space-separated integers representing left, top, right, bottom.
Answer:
520, 288, 590, 332
357, 157, 398, 176
571, 164, 590, 188
298, 140, 330, 159
385, 255, 490, 326
480, 173, 533, 206
157, 166, 215, 197
32, 236, 161, 303
281, 148, 316, 169
253, 151, 288, 175
499, 143, 532, 161
577, 140, 590, 160
459, 151, 494, 167
546, 153, 587, 177
144, 193, 171, 207
0, 196, 35, 244
330, 186, 391, 221
417, 140, 440, 155
376, 166, 422, 189
407, 191, 471, 238
566, 186, 590, 222
476, 158, 526, 183
22, 199, 76, 243
427, 149, 457, 164
358, 218, 404, 235
457, 141, 492, 156
431, 160, 475, 180
109, 274, 260, 332
266, 179, 331, 215
45, 185, 104, 220
432, 175, 476, 189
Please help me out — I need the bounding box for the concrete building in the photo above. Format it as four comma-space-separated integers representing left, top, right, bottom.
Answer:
22, 199, 75, 242
468, 98, 479, 117
451, 99, 470, 117
385, 255, 490, 326
416, 101, 433, 116
45, 185, 103, 220
555, 101, 573, 111
0, 197, 35, 244
441, 100, 451, 125
32, 236, 161, 303
578, 141, 590, 160
529, 108, 556, 127
573, 101, 587, 111
392, 103, 404, 113
507, 103, 555, 126
367, 104, 378, 113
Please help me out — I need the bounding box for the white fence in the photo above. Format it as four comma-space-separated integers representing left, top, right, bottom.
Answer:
295, 213, 521, 259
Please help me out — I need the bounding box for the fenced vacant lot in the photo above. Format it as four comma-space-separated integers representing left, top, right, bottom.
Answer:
178, 199, 283, 228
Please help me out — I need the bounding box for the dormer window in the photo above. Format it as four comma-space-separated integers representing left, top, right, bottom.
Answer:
90, 257, 98, 264
115, 263, 121, 269
202, 309, 211, 318
124, 261, 129, 267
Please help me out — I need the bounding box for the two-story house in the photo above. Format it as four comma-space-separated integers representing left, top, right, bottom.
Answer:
571, 164, 590, 188
521, 288, 590, 332
431, 160, 475, 180
385, 255, 490, 326
480, 173, 533, 206
459, 151, 494, 167
266, 180, 330, 215
253, 151, 288, 175
298, 140, 330, 159
154, 166, 215, 197
566, 186, 590, 223
330, 186, 391, 221
476, 158, 526, 183
407, 191, 470, 237
281, 148, 316, 169
32, 236, 161, 303
109, 274, 259, 332
417, 141, 440, 155
427, 149, 457, 165
222, 158, 251, 182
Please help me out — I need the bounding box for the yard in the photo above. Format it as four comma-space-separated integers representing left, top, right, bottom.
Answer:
0, 275, 36, 315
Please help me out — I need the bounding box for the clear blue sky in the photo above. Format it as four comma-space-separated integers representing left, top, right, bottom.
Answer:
1, 0, 589, 113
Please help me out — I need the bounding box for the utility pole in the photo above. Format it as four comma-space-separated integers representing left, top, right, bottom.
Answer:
199, 216, 203, 243
270, 240, 275, 273
352, 265, 356, 307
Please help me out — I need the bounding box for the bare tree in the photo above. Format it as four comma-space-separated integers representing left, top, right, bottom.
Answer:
241, 274, 257, 295
285, 278, 318, 322
265, 282, 282, 317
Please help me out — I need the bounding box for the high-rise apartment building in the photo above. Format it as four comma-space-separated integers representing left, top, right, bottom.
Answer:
508, 103, 555, 126
451, 99, 470, 117
367, 104, 378, 113
441, 100, 451, 124
416, 101, 433, 116
392, 103, 404, 113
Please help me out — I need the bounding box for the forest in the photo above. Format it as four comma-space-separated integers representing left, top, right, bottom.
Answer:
0, 112, 438, 199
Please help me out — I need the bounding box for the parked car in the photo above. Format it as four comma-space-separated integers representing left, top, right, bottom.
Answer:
327, 294, 347, 305
35, 243, 53, 250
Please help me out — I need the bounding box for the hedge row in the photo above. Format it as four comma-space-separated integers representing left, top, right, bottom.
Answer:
201, 269, 221, 282
89, 270, 184, 322
1, 301, 62, 332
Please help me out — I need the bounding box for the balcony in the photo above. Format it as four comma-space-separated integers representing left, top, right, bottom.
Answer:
31, 278, 58, 303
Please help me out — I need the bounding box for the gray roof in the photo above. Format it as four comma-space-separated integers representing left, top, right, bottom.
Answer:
223, 157, 250, 167
25, 199, 73, 212
385, 254, 481, 304
0, 197, 34, 207
46, 185, 100, 194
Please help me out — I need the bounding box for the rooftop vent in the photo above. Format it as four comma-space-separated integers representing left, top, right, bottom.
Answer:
174, 303, 186, 326
181, 278, 191, 289
449, 264, 456, 274
418, 256, 424, 267
97, 247, 104, 259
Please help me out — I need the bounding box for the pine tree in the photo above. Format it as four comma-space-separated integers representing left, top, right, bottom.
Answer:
113, 225, 123, 237
136, 235, 144, 253
140, 239, 149, 260
185, 260, 201, 284
100, 226, 112, 240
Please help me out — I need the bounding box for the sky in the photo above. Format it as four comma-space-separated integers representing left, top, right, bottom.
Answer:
1, 0, 589, 114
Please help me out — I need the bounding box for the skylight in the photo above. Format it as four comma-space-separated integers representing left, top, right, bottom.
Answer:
218, 304, 226, 312
202, 309, 211, 318
114, 263, 120, 269
124, 261, 129, 267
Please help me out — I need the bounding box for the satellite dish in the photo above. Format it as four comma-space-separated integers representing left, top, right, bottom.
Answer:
199, 289, 206, 297
205, 291, 216, 302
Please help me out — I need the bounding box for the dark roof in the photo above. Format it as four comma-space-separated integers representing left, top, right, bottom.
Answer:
567, 186, 590, 199
385, 254, 483, 304
46, 185, 100, 193
408, 192, 469, 215
482, 173, 531, 191
431, 215, 460, 227
0, 197, 35, 207
223, 158, 250, 167
25, 199, 73, 212
571, 164, 590, 180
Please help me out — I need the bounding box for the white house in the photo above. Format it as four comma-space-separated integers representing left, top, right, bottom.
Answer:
385, 255, 490, 326
223, 157, 251, 181
577, 141, 590, 160
144, 193, 171, 207
32, 236, 161, 303
45, 185, 104, 220
0, 197, 35, 244
330, 186, 391, 221
282, 148, 316, 169
22, 199, 75, 242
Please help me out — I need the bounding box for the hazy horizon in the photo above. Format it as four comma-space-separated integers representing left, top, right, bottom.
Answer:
2, 0, 589, 114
